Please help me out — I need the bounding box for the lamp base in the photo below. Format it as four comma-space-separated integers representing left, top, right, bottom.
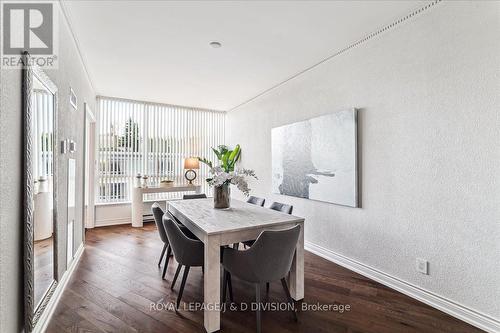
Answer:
184, 169, 197, 184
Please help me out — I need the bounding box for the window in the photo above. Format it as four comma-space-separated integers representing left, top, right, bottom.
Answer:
32, 89, 54, 181
97, 97, 225, 203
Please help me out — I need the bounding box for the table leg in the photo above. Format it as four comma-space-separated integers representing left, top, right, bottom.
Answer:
289, 222, 304, 300
131, 187, 143, 227
204, 235, 221, 332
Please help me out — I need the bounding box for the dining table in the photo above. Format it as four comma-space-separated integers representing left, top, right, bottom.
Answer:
168, 198, 305, 333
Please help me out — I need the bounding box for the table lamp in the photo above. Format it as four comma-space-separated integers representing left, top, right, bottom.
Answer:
184, 157, 199, 184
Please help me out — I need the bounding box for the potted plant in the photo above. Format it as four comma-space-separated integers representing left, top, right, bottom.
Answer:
198, 144, 257, 209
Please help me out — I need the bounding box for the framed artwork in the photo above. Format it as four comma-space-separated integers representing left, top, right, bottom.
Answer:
272, 109, 358, 207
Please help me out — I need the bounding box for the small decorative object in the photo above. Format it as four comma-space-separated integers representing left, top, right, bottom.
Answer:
160, 179, 174, 187
135, 173, 142, 188
183, 157, 199, 184
141, 175, 149, 187
272, 109, 359, 207
199, 144, 257, 209
68, 140, 76, 153
69, 87, 77, 110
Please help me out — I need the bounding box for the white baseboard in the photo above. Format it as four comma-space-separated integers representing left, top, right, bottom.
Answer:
33, 244, 85, 333
305, 241, 500, 333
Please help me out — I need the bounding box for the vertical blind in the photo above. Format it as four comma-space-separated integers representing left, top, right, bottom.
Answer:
32, 89, 54, 181
97, 97, 226, 203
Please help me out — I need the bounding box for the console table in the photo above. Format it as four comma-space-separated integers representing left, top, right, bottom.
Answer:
131, 183, 202, 227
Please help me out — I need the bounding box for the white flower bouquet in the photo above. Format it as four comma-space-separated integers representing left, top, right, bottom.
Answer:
198, 144, 257, 208
207, 166, 257, 196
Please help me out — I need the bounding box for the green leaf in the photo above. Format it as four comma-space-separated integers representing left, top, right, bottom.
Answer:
197, 156, 213, 169
234, 149, 241, 163
228, 144, 240, 162
226, 145, 241, 172
218, 145, 228, 155
221, 151, 229, 170
211, 147, 222, 161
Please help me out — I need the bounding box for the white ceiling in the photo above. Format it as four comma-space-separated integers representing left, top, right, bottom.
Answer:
63, 0, 426, 111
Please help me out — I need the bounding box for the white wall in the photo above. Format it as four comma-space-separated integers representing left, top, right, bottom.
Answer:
228, 0, 500, 324
0, 3, 95, 332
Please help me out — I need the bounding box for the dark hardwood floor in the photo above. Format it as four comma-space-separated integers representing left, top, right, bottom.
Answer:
34, 235, 54, 306
46, 223, 483, 333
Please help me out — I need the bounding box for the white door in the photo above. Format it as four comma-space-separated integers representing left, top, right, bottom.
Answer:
84, 103, 96, 229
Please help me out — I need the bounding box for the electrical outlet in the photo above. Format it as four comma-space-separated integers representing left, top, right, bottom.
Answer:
416, 258, 429, 275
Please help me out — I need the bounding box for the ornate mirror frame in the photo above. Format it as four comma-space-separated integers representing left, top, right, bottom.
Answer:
23, 51, 59, 332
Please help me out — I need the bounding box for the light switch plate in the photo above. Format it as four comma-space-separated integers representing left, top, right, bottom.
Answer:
60, 140, 67, 154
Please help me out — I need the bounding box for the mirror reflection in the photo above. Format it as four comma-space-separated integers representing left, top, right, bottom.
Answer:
32, 75, 56, 308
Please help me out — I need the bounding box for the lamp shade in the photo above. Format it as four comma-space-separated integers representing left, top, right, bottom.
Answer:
184, 157, 200, 169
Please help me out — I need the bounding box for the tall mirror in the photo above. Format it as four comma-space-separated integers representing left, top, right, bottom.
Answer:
23, 52, 58, 331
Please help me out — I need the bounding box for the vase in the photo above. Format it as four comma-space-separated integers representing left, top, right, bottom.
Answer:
214, 184, 230, 209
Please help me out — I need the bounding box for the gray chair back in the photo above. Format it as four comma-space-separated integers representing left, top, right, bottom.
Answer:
269, 202, 293, 214
183, 193, 207, 200
223, 225, 301, 283
247, 196, 265, 207
163, 217, 204, 267
151, 203, 168, 243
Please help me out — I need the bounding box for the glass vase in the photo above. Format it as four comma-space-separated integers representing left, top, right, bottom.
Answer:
214, 183, 230, 209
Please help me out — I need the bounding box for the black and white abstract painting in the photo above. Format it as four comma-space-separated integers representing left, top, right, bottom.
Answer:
272, 109, 358, 207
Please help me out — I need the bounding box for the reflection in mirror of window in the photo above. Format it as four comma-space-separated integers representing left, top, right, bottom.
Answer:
32, 76, 56, 309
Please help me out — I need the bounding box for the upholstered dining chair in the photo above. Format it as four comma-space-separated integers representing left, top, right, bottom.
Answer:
151, 203, 173, 279
246, 196, 265, 206
163, 217, 204, 310
240, 196, 267, 249
183, 193, 207, 200
152, 203, 198, 279
269, 201, 293, 214
243, 201, 294, 249
167, 193, 204, 240
166, 193, 206, 234
222, 226, 301, 333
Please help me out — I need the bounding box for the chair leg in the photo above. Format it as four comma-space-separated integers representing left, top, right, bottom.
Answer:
281, 278, 298, 322
171, 264, 182, 290
176, 266, 190, 310
158, 243, 167, 267
227, 272, 234, 302
255, 283, 261, 333
222, 270, 228, 303
222, 270, 234, 303
162, 245, 171, 280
